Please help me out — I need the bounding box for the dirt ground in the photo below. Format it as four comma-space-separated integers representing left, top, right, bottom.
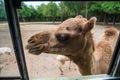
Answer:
0, 22, 120, 78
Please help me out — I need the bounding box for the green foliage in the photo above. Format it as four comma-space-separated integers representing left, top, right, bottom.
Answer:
17, 2, 31, 21
36, 3, 46, 18
58, 1, 69, 19
1, 1, 120, 24
43, 1, 58, 17
63, 1, 82, 16
101, 1, 120, 14
88, 2, 102, 12
0, 0, 6, 20
28, 5, 37, 18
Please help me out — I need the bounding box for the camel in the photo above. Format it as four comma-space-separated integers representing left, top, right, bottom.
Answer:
26, 15, 96, 75
25, 15, 119, 75
0, 47, 16, 72
92, 27, 119, 74
56, 55, 71, 75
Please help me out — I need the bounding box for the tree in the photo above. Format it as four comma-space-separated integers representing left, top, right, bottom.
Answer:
16, 1, 120, 24
59, 1, 68, 21
43, 1, 58, 23
101, 1, 120, 24
17, 3, 31, 21
63, 1, 83, 17
28, 5, 37, 21
36, 3, 46, 20
88, 1, 104, 21
0, 0, 6, 21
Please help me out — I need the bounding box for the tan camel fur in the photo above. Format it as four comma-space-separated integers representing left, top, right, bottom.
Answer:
26, 16, 118, 75
92, 27, 119, 74
56, 55, 71, 75
26, 15, 96, 75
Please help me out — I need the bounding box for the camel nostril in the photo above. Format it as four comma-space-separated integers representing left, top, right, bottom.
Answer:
56, 33, 70, 42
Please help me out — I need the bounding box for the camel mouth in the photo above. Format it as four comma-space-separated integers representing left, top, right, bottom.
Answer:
25, 45, 30, 50
49, 45, 67, 52
47, 42, 69, 53
28, 50, 42, 55
50, 48, 67, 52
50, 47, 67, 52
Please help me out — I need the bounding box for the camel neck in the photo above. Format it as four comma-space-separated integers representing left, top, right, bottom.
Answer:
67, 34, 94, 75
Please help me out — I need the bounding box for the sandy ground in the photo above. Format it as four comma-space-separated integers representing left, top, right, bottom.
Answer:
0, 22, 120, 78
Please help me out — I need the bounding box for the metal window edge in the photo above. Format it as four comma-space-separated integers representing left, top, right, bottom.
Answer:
30, 74, 120, 80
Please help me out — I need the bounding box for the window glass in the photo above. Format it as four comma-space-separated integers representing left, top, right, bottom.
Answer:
0, 0, 20, 77
19, 1, 119, 78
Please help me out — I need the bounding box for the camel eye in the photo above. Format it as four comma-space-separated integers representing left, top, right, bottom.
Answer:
78, 27, 82, 32
66, 27, 72, 31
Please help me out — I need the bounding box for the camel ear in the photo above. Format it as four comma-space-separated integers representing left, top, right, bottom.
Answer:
83, 17, 97, 34
75, 15, 83, 19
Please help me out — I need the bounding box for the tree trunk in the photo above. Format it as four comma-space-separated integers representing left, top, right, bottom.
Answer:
61, 12, 64, 22
85, 2, 88, 18
52, 16, 55, 23
113, 15, 116, 25
97, 15, 100, 22
104, 13, 108, 25
76, 11, 78, 15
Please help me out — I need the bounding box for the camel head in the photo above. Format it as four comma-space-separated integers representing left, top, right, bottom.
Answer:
26, 15, 97, 57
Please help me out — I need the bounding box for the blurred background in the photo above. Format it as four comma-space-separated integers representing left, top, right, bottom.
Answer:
0, 1, 120, 25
